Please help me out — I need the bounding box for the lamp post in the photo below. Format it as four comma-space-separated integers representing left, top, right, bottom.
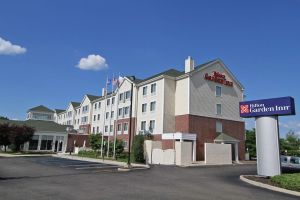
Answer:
127, 82, 134, 167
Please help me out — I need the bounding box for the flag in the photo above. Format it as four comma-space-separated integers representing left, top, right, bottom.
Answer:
106, 78, 111, 85
112, 78, 119, 86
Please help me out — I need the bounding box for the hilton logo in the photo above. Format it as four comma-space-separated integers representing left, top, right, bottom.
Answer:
240, 105, 249, 114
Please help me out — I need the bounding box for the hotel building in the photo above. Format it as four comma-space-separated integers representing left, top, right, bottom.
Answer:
50, 57, 245, 161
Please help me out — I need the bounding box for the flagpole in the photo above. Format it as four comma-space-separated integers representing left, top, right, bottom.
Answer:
113, 74, 120, 159
106, 74, 114, 157
100, 76, 108, 157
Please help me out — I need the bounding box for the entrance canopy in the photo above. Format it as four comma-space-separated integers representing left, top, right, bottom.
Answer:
214, 133, 239, 143
162, 132, 197, 141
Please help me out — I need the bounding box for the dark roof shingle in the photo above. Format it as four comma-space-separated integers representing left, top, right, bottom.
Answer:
27, 105, 54, 113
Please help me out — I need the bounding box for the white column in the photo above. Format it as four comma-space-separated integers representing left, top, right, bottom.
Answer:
192, 141, 196, 162
256, 116, 281, 176
235, 143, 239, 163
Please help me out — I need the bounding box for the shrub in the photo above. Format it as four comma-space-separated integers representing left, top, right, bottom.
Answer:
133, 135, 145, 163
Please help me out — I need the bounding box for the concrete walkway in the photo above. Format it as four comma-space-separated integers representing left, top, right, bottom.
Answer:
53, 153, 150, 168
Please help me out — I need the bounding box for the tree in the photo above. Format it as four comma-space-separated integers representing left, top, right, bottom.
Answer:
245, 129, 256, 159
115, 139, 124, 159
89, 133, 102, 151
0, 123, 12, 152
280, 130, 300, 155
133, 135, 145, 163
0, 116, 9, 120
10, 125, 35, 152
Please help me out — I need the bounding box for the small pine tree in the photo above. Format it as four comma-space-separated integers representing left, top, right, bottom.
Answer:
133, 135, 145, 163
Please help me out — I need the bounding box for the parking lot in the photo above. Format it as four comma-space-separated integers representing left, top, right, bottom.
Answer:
32, 156, 120, 172
0, 156, 299, 200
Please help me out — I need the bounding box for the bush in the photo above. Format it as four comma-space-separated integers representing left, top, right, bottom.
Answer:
133, 135, 145, 163
78, 150, 99, 158
89, 134, 102, 151
271, 173, 300, 192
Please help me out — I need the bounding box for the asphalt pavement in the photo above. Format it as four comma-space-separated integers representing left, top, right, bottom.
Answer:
0, 156, 298, 200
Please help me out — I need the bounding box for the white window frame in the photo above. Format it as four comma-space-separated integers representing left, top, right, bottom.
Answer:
150, 101, 156, 112
216, 86, 222, 97
142, 103, 147, 113
142, 86, 147, 96
151, 83, 156, 94
216, 104, 222, 115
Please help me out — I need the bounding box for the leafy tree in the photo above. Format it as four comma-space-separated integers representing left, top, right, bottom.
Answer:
115, 139, 124, 159
0, 123, 12, 152
280, 130, 300, 155
133, 135, 145, 163
89, 133, 102, 151
10, 125, 35, 152
245, 129, 256, 159
0, 116, 9, 120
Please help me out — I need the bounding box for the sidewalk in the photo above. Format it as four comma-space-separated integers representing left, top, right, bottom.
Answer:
53, 153, 150, 168
0, 152, 53, 157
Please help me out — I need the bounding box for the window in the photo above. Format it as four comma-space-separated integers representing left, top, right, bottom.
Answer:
82, 105, 89, 113
124, 106, 129, 115
141, 121, 146, 131
118, 108, 123, 117
216, 104, 222, 115
98, 102, 101, 109
142, 86, 147, 96
93, 115, 96, 121
40, 135, 53, 150
105, 126, 108, 133
28, 135, 39, 150
150, 101, 156, 111
111, 111, 114, 118
142, 103, 147, 113
151, 83, 156, 94
81, 116, 88, 123
94, 104, 97, 110
123, 140, 128, 148
107, 98, 110, 106
123, 123, 128, 132
216, 86, 222, 97
125, 91, 131, 100
97, 114, 100, 120
119, 93, 124, 101
112, 97, 115, 105
92, 127, 95, 133
96, 126, 99, 133
110, 125, 113, 132
78, 109, 80, 114
216, 120, 222, 133
106, 112, 109, 119
77, 119, 80, 124
290, 157, 300, 164
149, 120, 155, 131
117, 124, 122, 132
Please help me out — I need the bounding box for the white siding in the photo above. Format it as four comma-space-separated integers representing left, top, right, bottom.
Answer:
189, 62, 243, 121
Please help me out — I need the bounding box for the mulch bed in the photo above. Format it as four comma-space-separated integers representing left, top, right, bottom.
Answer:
243, 175, 280, 187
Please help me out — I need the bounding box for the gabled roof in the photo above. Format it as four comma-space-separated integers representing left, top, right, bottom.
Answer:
214, 133, 239, 142
70, 102, 80, 108
54, 109, 65, 114
86, 94, 101, 101
0, 119, 71, 133
27, 105, 54, 113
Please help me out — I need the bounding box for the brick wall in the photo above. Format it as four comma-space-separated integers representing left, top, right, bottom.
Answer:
175, 114, 245, 161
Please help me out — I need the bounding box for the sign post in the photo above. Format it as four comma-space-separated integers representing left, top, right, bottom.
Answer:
240, 97, 295, 177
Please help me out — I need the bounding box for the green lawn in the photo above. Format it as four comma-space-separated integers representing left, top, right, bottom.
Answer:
271, 173, 300, 192
77, 150, 135, 163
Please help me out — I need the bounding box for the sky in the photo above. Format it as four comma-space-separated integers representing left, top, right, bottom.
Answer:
0, 0, 299, 137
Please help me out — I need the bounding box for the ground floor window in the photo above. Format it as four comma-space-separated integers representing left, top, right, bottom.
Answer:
40, 135, 54, 150
28, 135, 39, 150
54, 136, 64, 152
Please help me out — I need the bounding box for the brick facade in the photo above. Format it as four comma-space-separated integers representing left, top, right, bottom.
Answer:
175, 114, 245, 161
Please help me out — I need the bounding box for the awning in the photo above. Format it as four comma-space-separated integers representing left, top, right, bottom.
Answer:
214, 133, 239, 143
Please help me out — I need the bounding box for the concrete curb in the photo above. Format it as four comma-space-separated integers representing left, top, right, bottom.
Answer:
0, 153, 53, 157
240, 175, 300, 197
53, 154, 150, 169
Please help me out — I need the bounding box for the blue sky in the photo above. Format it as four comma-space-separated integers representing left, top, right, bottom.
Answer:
0, 0, 299, 137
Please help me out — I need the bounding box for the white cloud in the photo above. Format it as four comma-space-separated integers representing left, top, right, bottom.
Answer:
0, 37, 27, 55
76, 54, 108, 71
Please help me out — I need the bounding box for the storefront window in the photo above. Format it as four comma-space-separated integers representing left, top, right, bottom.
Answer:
28, 135, 39, 150
40, 135, 54, 150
